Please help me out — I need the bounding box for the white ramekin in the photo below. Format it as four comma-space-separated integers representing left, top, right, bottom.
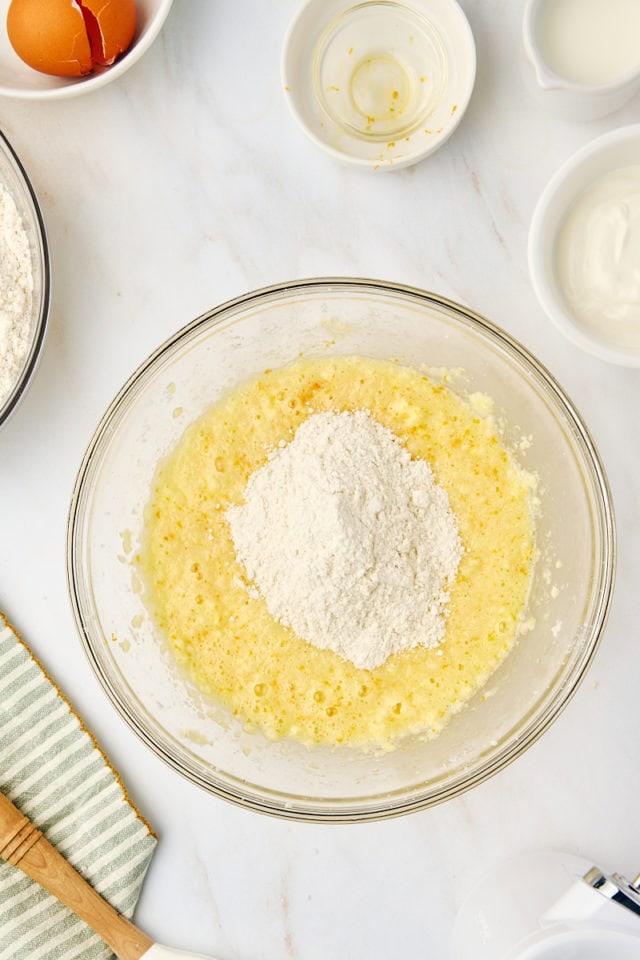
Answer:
282, 0, 476, 171
529, 124, 640, 367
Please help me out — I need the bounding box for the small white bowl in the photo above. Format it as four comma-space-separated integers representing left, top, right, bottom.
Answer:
523, 0, 640, 121
529, 124, 640, 367
282, 0, 476, 171
0, 0, 173, 99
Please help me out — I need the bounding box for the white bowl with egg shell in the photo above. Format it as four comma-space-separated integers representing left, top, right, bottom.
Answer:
0, 0, 174, 99
281, 0, 476, 170
523, 0, 640, 121
529, 124, 640, 367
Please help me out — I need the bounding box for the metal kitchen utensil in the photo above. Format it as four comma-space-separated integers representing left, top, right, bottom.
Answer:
0, 791, 214, 960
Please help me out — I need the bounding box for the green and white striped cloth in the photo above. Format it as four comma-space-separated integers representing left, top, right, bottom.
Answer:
0, 613, 156, 960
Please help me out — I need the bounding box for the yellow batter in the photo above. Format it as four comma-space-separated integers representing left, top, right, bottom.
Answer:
140, 357, 535, 748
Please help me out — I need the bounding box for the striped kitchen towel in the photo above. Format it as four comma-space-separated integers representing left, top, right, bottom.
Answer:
0, 612, 156, 960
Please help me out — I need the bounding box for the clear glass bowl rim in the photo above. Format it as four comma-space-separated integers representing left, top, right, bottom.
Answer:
67, 277, 616, 822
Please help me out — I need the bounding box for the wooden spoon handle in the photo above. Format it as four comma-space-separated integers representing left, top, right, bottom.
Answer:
0, 791, 154, 960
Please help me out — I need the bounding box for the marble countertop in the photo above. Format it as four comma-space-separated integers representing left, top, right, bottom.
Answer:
1, 1, 639, 957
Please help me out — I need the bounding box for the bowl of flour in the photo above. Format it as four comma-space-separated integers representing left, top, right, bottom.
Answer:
0, 129, 50, 428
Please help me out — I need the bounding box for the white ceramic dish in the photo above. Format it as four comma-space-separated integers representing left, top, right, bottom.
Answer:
0, 0, 173, 99
529, 125, 640, 367
282, 0, 476, 171
522, 0, 640, 121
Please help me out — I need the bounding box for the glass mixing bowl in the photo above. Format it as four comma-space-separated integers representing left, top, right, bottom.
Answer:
67, 279, 615, 822
0, 130, 50, 428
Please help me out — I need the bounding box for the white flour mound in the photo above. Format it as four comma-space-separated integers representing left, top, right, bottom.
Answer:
0, 183, 33, 409
226, 410, 462, 670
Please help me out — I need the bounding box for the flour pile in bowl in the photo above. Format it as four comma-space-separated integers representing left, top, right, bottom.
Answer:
0, 183, 33, 409
142, 355, 535, 746
226, 410, 462, 670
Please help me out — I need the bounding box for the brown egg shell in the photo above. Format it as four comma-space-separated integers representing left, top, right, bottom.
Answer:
6, 0, 93, 77
81, 0, 137, 67
6, 0, 137, 77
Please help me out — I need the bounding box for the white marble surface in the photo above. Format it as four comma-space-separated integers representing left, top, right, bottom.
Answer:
1, 1, 639, 957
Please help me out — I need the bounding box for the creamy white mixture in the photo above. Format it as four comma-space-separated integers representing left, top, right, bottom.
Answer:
556, 165, 640, 347
0, 183, 33, 410
536, 0, 640, 85
226, 410, 462, 671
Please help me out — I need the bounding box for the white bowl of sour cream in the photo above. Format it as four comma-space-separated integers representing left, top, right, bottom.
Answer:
529, 125, 640, 366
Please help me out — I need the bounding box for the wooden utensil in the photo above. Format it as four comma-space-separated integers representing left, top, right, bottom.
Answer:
0, 790, 215, 960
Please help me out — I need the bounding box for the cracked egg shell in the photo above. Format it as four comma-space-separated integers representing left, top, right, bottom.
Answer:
7, 0, 137, 77
81, 0, 136, 67
7, 0, 93, 76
